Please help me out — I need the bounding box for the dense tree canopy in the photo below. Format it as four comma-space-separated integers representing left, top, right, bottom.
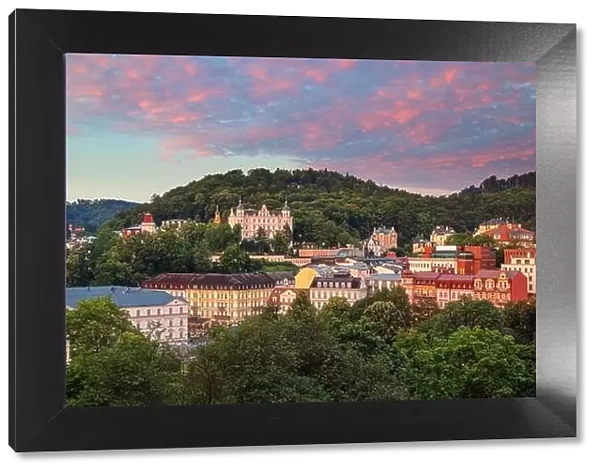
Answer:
67, 199, 138, 234
66, 222, 297, 287
101, 169, 536, 247
66, 291, 536, 406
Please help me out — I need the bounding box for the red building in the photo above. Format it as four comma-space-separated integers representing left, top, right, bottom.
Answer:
472, 269, 528, 306
465, 245, 497, 272
399, 269, 528, 308
121, 213, 157, 237
481, 224, 535, 247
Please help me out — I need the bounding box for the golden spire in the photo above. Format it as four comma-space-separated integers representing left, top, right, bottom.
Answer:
213, 205, 221, 224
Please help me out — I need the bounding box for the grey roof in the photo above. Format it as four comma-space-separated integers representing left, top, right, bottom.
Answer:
66, 286, 187, 309
366, 273, 403, 281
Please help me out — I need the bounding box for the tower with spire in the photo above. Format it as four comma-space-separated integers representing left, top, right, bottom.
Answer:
213, 205, 222, 224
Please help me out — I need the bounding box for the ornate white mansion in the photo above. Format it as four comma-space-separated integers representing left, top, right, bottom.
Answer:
228, 199, 293, 240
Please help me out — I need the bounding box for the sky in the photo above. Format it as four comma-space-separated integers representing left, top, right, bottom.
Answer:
66, 54, 536, 202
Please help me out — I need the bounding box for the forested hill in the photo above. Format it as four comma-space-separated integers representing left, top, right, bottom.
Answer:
102, 169, 536, 247
67, 199, 139, 233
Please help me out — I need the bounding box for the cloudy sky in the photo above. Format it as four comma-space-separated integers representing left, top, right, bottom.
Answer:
66, 54, 536, 202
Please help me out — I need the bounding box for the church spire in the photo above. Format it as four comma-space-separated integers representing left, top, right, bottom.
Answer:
213, 205, 221, 224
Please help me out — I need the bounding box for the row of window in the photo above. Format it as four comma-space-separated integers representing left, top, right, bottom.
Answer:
316, 281, 354, 288
474, 280, 509, 290
133, 306, 185, 316
438, 291, 471, 300
311, 290, 363, 300
135, 319, 185, 329
476, 292, 510, 301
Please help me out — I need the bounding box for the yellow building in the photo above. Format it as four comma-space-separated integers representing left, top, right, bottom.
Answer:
474, 218, 520, 236
295, 267, 320, 289
143, 272, 294, 327
293, 266, 367, 309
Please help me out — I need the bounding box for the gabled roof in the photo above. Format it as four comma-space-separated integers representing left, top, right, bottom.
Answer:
66, 286, 186, 309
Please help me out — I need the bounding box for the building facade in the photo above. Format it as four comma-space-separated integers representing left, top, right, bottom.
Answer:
309, 274, 367, 310
472, 270, 528, 305
412, 237, 434, 255
407, 245, 495, 275
267, 287, 307, 314
430, 226, 455, 246
365, 273, 403, 295
398, 269, 528, 308
121, 213, 157, 237
66, 286, 189, 343
480, 224, 535, 247
501, 248, 536, 295
474, 218, 517, 236
228, 199, 293, 240
142, 272, 295, 330
365, 227, 398, 256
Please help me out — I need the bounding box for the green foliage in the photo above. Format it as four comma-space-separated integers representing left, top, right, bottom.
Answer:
67, 221, 265, 287
67, 332, 181, 407
502, 297, 536, 344
219, 245, 262, 273
67, 199, 138, 234
396, 327, 535, 399
271, 231, 291, 254
350, 287, 413, 328
445, 233, 496, 247
66, 287, 536, 406
362, 301, 406, 343
103, 169, 536, 248
66, 297, 136, 357
419, 298, 504, 338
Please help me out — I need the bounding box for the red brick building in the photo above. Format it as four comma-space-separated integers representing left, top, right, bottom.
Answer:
465, 245, 497, 272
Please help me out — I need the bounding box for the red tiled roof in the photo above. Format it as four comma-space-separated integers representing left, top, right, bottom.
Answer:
475, 269, 521, 280
143, 272, 283, 289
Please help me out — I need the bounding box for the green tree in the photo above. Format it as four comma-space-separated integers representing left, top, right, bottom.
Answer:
66, 297, 136, 358
420, 298, 503, 337
66, 246, 93, 287
411, 299, 440, 325
351, 287, 412, 328
362, 301, 406, 343
220, 245, 260, 273
502, 297, 536, 344
445, 233, 472, 246
397, 327, 535, 399
470, 234, 496, 247
67, 332, 181, 407
272, 231, 290, 254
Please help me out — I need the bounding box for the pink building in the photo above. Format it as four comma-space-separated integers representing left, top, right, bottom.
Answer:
228, 199, 293, 240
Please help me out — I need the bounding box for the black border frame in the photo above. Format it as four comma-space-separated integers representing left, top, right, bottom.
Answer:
9, 9, 577, 452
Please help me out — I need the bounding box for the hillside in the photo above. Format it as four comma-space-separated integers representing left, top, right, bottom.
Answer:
103, 169, 536, 247
67, 199, 139, 234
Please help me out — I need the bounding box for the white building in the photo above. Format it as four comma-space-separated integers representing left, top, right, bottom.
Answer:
309, 274, 367, 310
66, 286, 190, 343
161, 219, 188, 229
501, 248, 536, 295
